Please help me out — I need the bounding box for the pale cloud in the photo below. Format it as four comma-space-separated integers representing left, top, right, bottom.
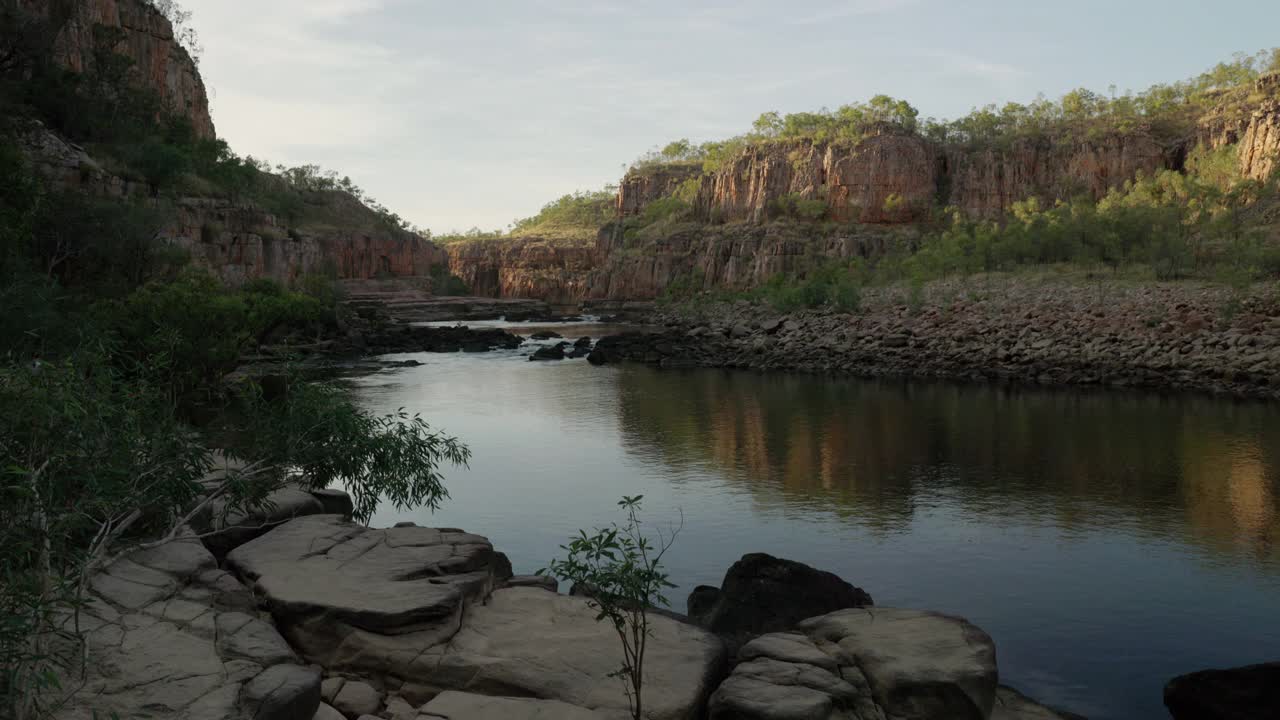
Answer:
785, 0, 922, 25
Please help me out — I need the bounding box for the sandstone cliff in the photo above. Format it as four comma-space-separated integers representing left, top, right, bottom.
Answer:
619, 129, 1170, 226
617, 163, 701, 216
22, 122, 447, 285
444, 237, 598, 304
1198, 73, 1280, 181
584, 222, 908, 301
20, 0, 215, 138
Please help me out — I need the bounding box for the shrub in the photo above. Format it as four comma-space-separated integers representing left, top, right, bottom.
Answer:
541, 497, 679, 720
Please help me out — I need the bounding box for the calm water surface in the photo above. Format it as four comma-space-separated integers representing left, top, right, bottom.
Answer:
353, 321, 1280, 720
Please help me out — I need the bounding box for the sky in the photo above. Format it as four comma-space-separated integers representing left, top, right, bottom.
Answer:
182, 0, 1280, 234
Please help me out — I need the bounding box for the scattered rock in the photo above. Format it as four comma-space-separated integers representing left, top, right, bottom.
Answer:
1164, 661, 1280, 720
530, 330, 563, 340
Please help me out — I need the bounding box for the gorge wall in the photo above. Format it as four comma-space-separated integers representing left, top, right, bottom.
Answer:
22, 122, 447, 286
443, 238, 599, 304
20, 0, 215, 138
14, 0, 447, 286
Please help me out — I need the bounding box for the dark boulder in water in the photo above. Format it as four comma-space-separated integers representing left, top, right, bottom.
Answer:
1165, 661, 1280, 720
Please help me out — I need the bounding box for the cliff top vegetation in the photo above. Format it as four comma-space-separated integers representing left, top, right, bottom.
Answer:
629, 48, 1280, 176
433, 187, 615, 246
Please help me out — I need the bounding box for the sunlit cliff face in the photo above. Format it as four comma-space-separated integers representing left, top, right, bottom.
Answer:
617, 370, 1280, 566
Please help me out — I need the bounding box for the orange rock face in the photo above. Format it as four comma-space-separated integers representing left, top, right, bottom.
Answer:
945, 134, 1168, 219
618, 165, 701, 216
20, 0, 214, 138
1237, 75, 1280, 182
445, 238, 599, 304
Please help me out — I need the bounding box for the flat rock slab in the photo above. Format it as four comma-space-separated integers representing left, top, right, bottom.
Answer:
710, 608, 1000, 720
419, 691, 606, 719
51, 537, 318, 720
408, 587, 726, 720
226, 515, 510, 681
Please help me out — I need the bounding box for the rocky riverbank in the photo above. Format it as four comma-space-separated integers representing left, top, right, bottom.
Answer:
591, 277, 1280, 400
53, 469, 1088, 720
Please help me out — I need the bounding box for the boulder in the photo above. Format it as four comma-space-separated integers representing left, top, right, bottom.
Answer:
408, 587, 727, 719
241, 664, 322, 720
1164, 661, 1280, 720
799, 608, 998, 719
574, 336, 593, 347
709, 608, 999, 720
419, 691, 606, 719
529, 344, 567, 361
331, 679, 381, 718
226, 515, 510, 685
587, 348, 608, 365
530, 331, 563, 340
689, 553, 872, 645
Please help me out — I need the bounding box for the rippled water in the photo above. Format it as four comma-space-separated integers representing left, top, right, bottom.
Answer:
353, 321, 1280, 720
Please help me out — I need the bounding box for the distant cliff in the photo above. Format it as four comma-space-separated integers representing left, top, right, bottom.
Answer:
620, 74, 1280, 225
22, 121, 447, 286
12, 0, 447, 286
19, 0, 215, 138
444, 237, 598, 304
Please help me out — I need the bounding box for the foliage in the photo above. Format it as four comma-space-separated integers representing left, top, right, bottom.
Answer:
769, 192, 828, 221
541, 497, 679, 720
429, 264, 470, 296
101, 270, 335, 401
626, 48, 1280, 190
0, 356, 211, 720
225, 381, 470, 523
509, 188, 617, 240
756, 262, 863, 312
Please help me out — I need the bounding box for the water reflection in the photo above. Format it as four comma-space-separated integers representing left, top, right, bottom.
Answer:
615, 369, 1280, 567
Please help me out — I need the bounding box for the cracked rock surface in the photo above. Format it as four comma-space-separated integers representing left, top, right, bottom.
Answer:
413, 587, 726, 720
226, 516, 726, 719
226, 515, 512, 684
51, 537, 319, 720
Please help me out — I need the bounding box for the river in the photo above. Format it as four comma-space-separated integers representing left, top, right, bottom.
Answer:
353, 320, 1280, 720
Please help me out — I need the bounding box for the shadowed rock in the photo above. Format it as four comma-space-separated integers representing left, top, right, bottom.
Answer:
1164, 661, 1280, 720
688, 553, 872, 646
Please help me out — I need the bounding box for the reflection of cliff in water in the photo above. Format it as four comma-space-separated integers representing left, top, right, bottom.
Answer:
614, 368, 1280, 564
